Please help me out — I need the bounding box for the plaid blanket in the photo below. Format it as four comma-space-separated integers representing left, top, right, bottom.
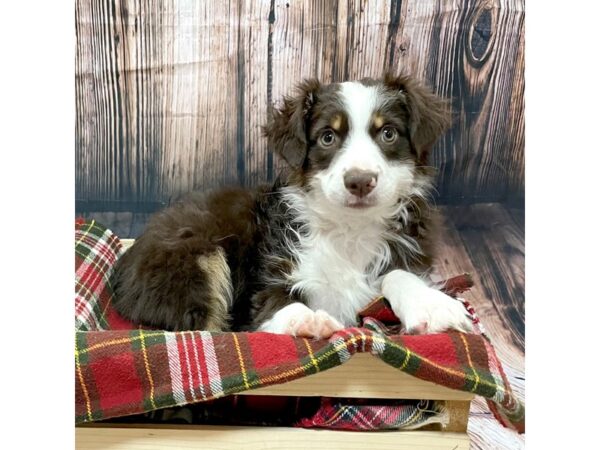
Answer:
298, 398, 448, 431
75, 219, 524, 433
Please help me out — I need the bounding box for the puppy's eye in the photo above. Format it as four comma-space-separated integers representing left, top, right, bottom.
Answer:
381, 126, 398, 144
319, 130, 336, 147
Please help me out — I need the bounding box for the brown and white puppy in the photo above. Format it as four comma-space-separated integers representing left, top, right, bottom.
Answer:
110, 72, 474, 338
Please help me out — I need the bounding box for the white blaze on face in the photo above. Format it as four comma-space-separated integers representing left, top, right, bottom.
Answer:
337, 82, 383, 173
312, 81, 417, 213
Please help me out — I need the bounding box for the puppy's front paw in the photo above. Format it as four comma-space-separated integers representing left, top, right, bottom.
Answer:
382, 270, 473, 334
289, 309, 345, 339
400, 289, 473, 334
258, 303, 344, 339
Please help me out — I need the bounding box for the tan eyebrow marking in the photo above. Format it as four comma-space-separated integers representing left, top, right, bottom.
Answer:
330, 114, 342, 131
373, 113, 385, 129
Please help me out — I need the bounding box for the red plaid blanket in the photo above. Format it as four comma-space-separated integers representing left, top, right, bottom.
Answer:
75, 219, 524, 433
298, 398, 447, 431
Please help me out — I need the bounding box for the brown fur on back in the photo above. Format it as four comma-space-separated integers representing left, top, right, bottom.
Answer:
111, 187, 258, 331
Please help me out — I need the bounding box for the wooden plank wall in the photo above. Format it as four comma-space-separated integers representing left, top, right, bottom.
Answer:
75, 0, 524, 212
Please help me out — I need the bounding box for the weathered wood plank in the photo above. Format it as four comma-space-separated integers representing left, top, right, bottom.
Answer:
400, 0, 526, 204
441, 203, 525, 352
76, 425, 471, 450
76, 0, 248, 204
239, 1, 273, 187
268, 0, 340, 175
507, 206, 525, 235
435, 205, 524, 359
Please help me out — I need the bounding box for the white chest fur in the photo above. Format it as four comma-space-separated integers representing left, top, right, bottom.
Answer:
281, 188, 404, 327
289, 228, 385, 326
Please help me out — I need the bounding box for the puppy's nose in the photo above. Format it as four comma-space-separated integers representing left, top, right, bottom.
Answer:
344, 169, 378, 198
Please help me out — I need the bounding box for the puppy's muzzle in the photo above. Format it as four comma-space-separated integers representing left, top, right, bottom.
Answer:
343, 169, 378, 198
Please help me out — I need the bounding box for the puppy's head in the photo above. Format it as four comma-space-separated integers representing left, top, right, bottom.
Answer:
263, 73, 451, 213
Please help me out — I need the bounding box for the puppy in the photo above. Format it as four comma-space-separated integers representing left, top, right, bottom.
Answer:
110, 72, 473, 338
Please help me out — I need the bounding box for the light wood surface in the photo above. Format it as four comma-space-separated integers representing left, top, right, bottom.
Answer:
75, 0, 524, 212
442, 400, 471, 433
76, 424, 470, 450
239, 353, 474, 401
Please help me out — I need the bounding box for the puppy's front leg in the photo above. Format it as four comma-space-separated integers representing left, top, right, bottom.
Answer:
380, 270, 473, 334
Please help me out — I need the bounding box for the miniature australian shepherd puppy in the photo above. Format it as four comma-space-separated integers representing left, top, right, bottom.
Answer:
110, 72, 474, 338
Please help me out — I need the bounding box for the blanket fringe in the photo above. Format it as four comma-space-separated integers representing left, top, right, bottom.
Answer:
402, 401, 449, 430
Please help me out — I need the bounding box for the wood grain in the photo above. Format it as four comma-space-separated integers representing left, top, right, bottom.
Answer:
442, 400, 471, 433
76, 425, 471, 450
75, 0, 524, 213
429, 0, 526, 204
226, 353, 474, 401
440, 203, 525, 352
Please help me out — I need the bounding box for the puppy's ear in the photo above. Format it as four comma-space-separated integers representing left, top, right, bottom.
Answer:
384, 72, 452, 160
263, 79, 320, 169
